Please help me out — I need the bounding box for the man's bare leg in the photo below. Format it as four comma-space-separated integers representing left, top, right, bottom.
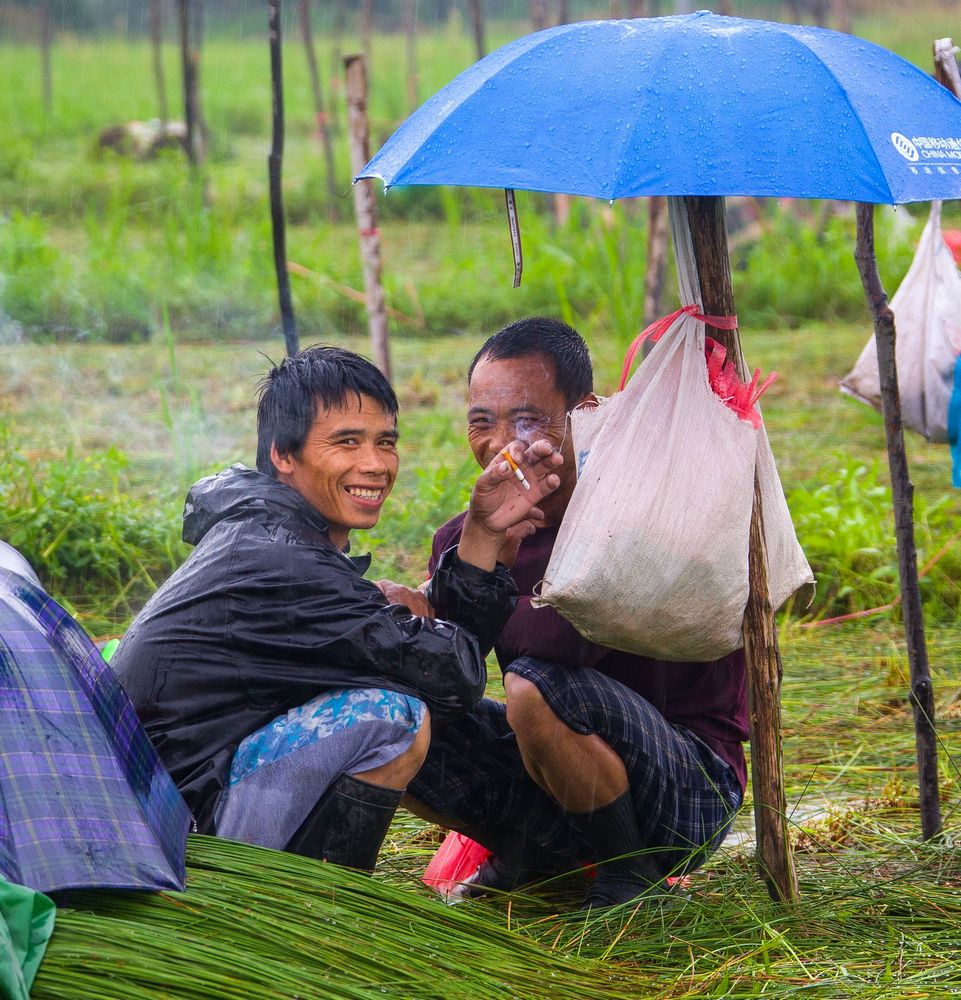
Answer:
504, 673, 627, 810
355, 712, 431, 789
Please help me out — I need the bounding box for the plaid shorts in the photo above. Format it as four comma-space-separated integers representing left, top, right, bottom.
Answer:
409, 657, 743, 876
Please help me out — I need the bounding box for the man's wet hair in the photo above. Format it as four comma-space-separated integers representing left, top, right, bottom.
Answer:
467, 317, 593, 407
256, 345, 398, 477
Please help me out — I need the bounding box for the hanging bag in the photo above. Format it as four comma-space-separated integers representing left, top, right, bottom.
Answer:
534, 198, 813, 662
842, 201, 961, 444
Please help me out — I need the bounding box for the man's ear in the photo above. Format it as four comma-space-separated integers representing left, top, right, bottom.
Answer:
270, 442, 295, 476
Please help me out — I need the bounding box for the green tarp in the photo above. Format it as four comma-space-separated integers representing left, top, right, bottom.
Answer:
0, 880, 55, 1000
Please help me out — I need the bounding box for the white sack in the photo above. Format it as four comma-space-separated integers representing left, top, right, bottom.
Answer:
841, 201, 961, 443
534, 198, 813, 661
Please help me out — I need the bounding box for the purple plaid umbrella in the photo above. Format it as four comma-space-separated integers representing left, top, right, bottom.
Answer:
0, 561, 189, 894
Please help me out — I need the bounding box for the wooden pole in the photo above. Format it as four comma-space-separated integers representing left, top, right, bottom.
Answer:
149, 0, 169, 125
345, 55, 391, 380
298, 0, 339, 218
684, 195, 800, 904
360, 0, 373, 74
529, 0, 548, 33
404, 0, 418, 112
854, 204, 941, 842
268, 0, 299, 359
642, 195, 670, 328
467, 0, 486, 60
177, 0, 205, 168
467, 0, 486, 61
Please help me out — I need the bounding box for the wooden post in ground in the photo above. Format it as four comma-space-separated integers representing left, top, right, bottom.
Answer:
298, 0, 339, 218
177, 0, 205, 167
360, 0, 373, 75
684, 195, 800, 904
40, 0, 52, 114
345, 55, 391, 380
529, 0, 548, 32
404, 0, 418, 112
468, 0, 486, 60
643, 195, 670, 328
268, 0, 299, 358
149, 0, 169, 125
854, 203, 941, 842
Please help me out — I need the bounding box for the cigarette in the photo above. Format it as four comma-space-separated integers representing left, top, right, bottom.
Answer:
500, 449, 531, 490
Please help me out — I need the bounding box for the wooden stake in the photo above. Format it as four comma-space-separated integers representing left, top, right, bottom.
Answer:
683, 195, 800, 904
177, 0, 205, 167
404, 0, 418, 112
268, 0, 299, 359
642, 195, 669, 328
40, 0, 52, 115
298, 0, 339, 219
854, 204, 941, 842
345, 55, 391, 380
467, 0, 486, 60
149, 0, 169, 125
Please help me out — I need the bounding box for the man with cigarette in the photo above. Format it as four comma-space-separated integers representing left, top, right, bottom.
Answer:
113, 345, 562, 874
382, 318, 749, 908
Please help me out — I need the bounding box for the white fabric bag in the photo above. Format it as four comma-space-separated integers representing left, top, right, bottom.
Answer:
841, 201, 961, 443
534, 198, 813, 661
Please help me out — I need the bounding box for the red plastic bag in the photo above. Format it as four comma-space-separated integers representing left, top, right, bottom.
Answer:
422, 831, 491, 898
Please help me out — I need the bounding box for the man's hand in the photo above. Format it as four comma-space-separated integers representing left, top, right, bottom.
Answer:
376, 579, 434, 617
458, 439, 562, 571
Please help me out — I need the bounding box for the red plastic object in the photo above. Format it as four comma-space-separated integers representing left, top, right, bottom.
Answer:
943, 229, 961, 265
422, 831, 491, 897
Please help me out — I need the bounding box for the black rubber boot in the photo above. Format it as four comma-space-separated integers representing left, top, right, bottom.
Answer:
284, 773, 403, 873
570, 790, 667, 909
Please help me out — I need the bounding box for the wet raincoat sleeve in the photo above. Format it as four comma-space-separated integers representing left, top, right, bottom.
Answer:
221, 537, 516, 725
426, 547, 517, 657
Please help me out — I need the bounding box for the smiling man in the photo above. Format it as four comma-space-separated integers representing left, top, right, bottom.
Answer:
113, 346, 561, 873
392, 318, 749, 909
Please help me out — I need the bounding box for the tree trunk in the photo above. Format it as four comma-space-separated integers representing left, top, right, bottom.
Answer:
404, 0, 418, 112
268, 0, 299, 359
683, 195, 800, 905
854, 204, 941, 843
298, 0, 339, 219
468, 0, 486, 60
40, 0, 52, 115
642, 195, 669, 328
345, 55, 391, 380
177, 0, 205, 167
149, 0, 169, 125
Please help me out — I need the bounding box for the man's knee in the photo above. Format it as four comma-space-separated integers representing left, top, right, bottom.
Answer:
504, 673, 560, 744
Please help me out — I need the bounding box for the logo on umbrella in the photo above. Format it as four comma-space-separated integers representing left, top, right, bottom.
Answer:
891, 132, 920, 162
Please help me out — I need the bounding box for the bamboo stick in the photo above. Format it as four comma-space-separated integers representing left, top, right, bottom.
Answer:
854, 203, 941, 842
268, 0, 299, 359
345, 55, 391, 380
684, 195, 800, 904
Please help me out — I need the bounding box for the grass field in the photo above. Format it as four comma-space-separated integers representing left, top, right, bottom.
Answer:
3, 3, 961, 997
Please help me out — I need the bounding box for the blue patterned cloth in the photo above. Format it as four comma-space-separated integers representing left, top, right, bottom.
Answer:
229, 687, 426, 785
0, 569, 190, 894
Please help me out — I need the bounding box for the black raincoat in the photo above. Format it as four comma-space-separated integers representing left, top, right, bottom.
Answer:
112, 465, 516, 832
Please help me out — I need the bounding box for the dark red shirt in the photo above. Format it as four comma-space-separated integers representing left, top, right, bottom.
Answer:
430, 512, 749, 792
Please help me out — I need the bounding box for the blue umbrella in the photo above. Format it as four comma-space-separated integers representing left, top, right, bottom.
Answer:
0, 563, 190, 895
359, 11, 961, 206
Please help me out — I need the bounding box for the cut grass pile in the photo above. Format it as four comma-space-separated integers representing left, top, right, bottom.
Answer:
31, 621, 961, 999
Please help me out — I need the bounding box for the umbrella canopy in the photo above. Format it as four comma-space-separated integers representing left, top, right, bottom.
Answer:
359, 11, 961, 205
0, 566, 190, 895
